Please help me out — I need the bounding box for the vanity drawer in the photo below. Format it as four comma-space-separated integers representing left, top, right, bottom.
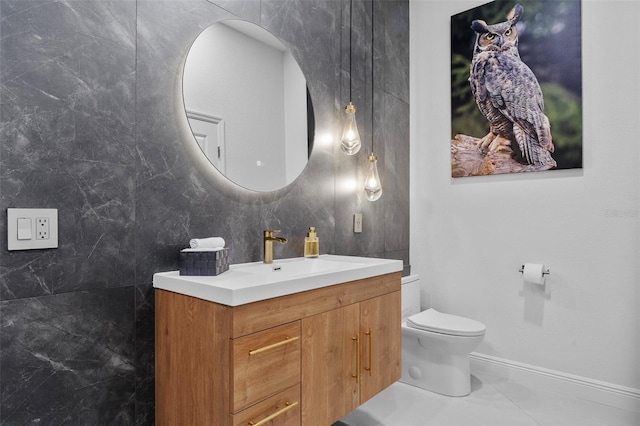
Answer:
231, 321, 301, 412
231, 384, 300, 426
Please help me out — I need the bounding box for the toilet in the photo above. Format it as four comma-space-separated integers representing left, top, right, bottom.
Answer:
400, 275, 486, 397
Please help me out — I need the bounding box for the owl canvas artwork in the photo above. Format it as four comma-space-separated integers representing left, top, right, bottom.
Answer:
451, 1, 582, 177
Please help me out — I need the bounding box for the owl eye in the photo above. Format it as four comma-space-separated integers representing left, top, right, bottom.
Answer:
505, 28, 512, 36
485, 33, 495, 40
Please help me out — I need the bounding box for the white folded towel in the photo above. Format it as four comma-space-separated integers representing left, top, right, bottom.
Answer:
181, 247, 225, 252
189, 237, 225, 249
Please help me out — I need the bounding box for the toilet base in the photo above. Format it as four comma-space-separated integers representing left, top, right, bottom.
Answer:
400, 332, 472, 397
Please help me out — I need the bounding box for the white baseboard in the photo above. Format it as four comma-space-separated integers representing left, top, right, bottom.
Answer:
470, 352, 640, 413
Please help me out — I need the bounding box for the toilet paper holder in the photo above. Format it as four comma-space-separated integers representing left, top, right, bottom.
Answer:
518, 265, 550, 275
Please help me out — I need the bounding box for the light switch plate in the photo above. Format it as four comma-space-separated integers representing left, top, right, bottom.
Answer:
7, 208, 58, 250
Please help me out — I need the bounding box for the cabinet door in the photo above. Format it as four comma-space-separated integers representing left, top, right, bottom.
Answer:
301, 304, 360, 425
359, 291, 401, 403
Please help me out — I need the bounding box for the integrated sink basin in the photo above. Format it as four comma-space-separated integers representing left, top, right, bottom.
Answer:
153, 254, 403, 306
231, 257, 358, 278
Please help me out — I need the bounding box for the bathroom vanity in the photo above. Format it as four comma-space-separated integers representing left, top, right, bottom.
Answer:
154, 255, 402, 426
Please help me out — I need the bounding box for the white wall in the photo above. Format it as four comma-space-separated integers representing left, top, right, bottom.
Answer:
410, 0, 640, 390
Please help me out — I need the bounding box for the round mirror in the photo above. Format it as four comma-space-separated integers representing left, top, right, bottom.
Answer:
182, 20, 315, 192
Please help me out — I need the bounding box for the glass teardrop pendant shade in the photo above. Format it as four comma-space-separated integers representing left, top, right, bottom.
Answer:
340, 102, 361, 155
364, 153, 382, 201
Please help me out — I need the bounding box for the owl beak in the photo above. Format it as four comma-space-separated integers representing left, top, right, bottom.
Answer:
495, 36, 504, 47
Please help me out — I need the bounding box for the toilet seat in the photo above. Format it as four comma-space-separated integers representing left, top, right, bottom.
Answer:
407, 308, 485, 337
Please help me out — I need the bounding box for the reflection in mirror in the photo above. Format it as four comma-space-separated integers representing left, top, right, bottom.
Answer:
182, 20, 314, 192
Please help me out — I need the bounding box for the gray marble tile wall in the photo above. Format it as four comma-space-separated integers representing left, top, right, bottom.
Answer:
0, 0, 409, 424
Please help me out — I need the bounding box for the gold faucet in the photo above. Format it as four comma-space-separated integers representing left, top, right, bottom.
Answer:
263, 230, 288, 264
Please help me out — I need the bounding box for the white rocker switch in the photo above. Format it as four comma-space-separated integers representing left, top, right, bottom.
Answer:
17, 217, 32, 240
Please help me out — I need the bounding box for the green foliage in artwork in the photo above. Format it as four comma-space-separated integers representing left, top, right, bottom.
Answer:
540, 83, 582, 169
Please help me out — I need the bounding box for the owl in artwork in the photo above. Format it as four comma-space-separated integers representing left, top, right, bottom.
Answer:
469, 4, 556, 169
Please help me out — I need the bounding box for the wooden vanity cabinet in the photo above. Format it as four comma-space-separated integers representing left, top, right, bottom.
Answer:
155, 271, 401, 426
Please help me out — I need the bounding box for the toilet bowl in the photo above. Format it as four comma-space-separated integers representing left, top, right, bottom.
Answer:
400, 275, 486, 396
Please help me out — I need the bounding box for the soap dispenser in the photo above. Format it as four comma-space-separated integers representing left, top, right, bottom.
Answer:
304, 227, 319, 258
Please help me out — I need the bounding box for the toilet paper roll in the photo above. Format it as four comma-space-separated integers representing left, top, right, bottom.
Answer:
522, 263, 546, 285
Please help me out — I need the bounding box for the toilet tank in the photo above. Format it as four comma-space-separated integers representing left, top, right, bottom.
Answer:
401, 274, 421, 319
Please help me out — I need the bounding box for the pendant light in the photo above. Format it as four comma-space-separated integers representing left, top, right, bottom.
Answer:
364, 0, 382, 201
364, 153, 382, 201
341, 0, 362, 155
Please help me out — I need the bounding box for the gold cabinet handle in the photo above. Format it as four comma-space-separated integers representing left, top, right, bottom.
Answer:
351, 334, 360, 383
364, 329, 372, 376
248, 401, 299, 426
249, 336, 299, 355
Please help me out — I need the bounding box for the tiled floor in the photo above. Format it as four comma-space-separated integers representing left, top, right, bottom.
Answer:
336, 371, 640, 426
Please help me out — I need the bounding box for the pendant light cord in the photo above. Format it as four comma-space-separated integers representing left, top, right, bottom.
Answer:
371, 0, 374, 153
349, 0, 353, 102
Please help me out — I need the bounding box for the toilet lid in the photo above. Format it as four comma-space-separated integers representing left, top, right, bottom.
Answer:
407, 309, 486, 337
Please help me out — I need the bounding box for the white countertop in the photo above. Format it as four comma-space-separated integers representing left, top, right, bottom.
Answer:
153, 255, 403, 306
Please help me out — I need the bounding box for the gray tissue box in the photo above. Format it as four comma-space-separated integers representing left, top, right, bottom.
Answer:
179, 248, 229, 276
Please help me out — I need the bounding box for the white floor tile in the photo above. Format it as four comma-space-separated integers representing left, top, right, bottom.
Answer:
336, 372, 640, 426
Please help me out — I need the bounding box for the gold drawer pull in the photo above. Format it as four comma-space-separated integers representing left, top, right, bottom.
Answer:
351, 334, 360, 383
248, 401, 299, 426
249, 336, 299, 355
364, 329, 373, 376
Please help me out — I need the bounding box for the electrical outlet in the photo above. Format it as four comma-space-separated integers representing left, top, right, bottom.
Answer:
36, 217, 50, 240
354, 213, 363, 233
7, 208, 58, 250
